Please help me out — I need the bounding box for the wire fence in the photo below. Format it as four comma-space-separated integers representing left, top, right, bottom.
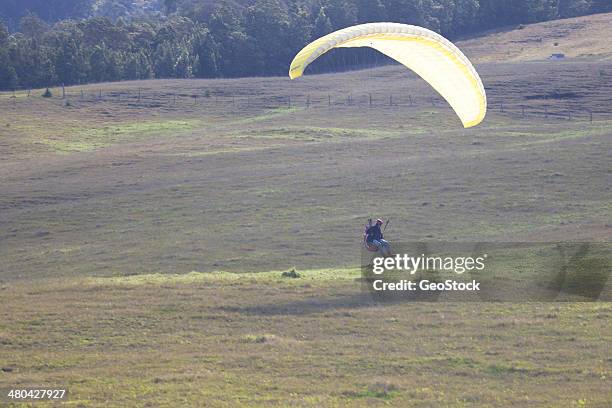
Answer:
2, 85, 607, 123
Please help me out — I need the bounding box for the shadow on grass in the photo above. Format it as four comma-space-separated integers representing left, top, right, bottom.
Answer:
218, 292, 377, 316
217, 285, 442, 316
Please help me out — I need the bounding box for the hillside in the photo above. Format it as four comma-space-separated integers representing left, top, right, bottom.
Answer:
1, 55, 611, 277
460, 12, 612, 62
1, 62, 611, 407
1, 9, 611, 407
3, 2, 612, 90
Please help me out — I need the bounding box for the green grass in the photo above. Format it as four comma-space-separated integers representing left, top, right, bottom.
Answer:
0, 47, 610, 407
1, 272, 610, 407
80, 267, 361, 287
37, 119, 202, 152
234, 106, 303, 124
236, 125, 407, 143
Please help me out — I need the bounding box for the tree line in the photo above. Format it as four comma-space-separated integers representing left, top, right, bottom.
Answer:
1, 0, 610, 90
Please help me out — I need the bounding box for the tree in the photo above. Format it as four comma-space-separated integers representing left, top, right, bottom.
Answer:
524, 0, 559, 23
591, 0, 612, 12
383, 0, 428, 26
0, 0, 96, 30
47, 24, 89, 85
451, 0, 480, 34
0, 21, 17, 89
206, 2, 257, 77
81, 17, 130, 49
0, 48, 18, 89
0, 21, 9, 47
10, 36, 56, 88
312, 8, 332, 39
93, 0, 133, 21
123, 50, 153, 80
429, 0, 455, 34
322, 0, 358, 29
558, 0, 592, 18
245, 0, 292, 75
286, 2, 312, 54
192, 26, 219, 77
0, 0, 607, 89
152, 17, 200, 78
356, 0, 387, 23
20, 13, 49, 38
164, 0, 178, 14
89, 42, 118, 82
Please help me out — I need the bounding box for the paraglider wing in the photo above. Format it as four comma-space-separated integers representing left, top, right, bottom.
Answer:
289, 23, 486, 128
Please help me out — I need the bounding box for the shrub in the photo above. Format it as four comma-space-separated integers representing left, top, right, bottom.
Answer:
281, 268, 300, 278
243, 334, 274, 343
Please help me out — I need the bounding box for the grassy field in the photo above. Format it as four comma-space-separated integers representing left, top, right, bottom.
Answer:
459, 12, 612, 63
1, 13, 611, 407
1, 271, 610, 407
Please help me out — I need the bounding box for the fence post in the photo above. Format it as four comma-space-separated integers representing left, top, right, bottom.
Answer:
568, 110, 571, 121
62, 84, 65, 99
522, 105, 525, 117
589, 111, 593, 122
544, 106, 548, 118
194, 94, 198, 105
306, 95, 310, 108
500, 101, 504, 112
328, 95, 331, 106
389, 95, 393, 106
27, 89, 31, 97
99, 89, 102, 100
173, 94, 177, 105
138, 88, 141, 102
288, 95, 291, 108
369, 93, 372, 107
409, 95, 413, 106
80, 90, 84, 100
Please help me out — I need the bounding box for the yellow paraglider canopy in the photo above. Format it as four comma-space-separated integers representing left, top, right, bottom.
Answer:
289, 23, 487, 128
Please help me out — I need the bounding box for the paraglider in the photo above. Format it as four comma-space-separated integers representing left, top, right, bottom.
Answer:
289, 22, 487, 128
364, 218, 391, 256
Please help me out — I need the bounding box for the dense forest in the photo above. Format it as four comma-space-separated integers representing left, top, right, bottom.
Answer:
1, 0, 610, 90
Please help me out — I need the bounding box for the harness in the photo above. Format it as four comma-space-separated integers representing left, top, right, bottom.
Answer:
363, 222, 379, 252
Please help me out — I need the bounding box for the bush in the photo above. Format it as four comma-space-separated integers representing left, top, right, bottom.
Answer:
281, 268, 300, 278
242, 334, 275, 343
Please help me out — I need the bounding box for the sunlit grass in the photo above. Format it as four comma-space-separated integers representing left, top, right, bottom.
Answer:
81, 267, 361, 287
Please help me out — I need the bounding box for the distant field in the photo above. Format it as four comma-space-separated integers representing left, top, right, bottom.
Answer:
1, 14, 611, 407
1, 60, 610, 277
459, 12, 612, 62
